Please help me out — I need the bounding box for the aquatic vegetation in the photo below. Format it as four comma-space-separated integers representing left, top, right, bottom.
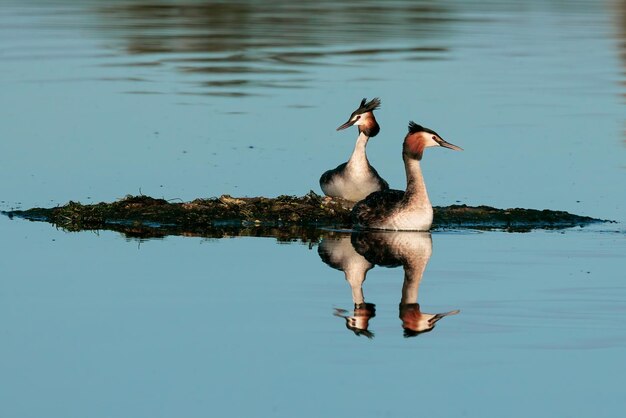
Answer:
3, 192, 609, 240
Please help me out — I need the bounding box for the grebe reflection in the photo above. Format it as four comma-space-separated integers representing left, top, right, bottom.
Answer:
319, 231, 459, 338
318, 233, 376, 338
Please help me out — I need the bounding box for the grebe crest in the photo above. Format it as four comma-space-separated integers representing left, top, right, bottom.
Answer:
352, 121, 463, 231
336, 97, 381, 137
319, 97, 389, 202
404, 121, 462, 160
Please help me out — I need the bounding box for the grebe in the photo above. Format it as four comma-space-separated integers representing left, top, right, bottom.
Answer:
319, 97, 389, 202
351, 231, 459, 337
319, 233, 376, 338
352, 121, 462, 231
318, 233, 374, 306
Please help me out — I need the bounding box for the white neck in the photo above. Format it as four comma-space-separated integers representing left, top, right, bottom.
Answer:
400, 259, 430, 304
344, 269, 366, 305
346, 132, 370, 169
402, 155, 431, 207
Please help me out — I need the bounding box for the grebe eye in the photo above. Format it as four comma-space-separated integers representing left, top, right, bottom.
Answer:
356, 115, 361, 120
432, 136, 436, 140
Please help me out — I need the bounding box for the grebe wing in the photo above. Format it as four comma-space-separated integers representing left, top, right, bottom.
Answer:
350, 231, 403, 267
351, 189, 404, 227
319, 162, 347, 188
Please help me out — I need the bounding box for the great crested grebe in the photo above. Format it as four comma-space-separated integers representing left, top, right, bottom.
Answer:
351, 231, 459, 337
319, 97, 389, 202
352, 121, 463, 231
318, 234, 376, 338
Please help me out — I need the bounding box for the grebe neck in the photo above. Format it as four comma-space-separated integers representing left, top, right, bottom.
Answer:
346, 132, 370, 169
400, 259, 428, 304
344, 271, 365, 305
402, 154, 431, 207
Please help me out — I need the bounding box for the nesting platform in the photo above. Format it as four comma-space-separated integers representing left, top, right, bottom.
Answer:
2, 192, 610, 240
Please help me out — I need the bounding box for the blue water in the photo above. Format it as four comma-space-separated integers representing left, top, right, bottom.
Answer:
1, 1, 625, 417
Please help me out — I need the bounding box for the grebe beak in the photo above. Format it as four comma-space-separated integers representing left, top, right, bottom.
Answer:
336, 119, 356, 131
438, 139, 463, 151
429, 310, 461, 324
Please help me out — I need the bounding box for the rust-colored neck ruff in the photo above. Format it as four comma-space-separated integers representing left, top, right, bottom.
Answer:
358, 113, 380, 138
403, 133, 425, 160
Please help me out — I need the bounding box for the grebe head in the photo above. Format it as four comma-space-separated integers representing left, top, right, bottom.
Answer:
403, 121, 463, 160
400, 304, 460, 338
336, 97, 381, 137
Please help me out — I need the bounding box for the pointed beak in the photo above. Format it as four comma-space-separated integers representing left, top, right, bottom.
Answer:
438, 139, 463, 151
429, 309, 461, 325
336, 119, 356, 131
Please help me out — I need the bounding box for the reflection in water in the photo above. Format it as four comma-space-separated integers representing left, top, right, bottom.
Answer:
93, 1, 454, 96
96, 2, 453, 52
319, 233, 376, 337
319, 231, 459, 338
617, 1, 626, 73
615, 0, 626, 145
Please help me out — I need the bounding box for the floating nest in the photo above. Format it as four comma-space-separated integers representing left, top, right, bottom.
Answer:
3, 191, 609, 240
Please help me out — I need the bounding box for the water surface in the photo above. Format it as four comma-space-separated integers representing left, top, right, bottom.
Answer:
1, 1, 625, 417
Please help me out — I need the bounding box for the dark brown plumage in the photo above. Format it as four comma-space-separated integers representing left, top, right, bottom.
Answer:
351, 189, 405, 228
350, 230, 404, 267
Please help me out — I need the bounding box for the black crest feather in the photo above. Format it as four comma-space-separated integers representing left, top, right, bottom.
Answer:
354, 97, 381, 115
407, 121, 439, 137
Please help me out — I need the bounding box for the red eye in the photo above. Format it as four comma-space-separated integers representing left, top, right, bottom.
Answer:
432, 136, 436, 140
356, 115, 361, 120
